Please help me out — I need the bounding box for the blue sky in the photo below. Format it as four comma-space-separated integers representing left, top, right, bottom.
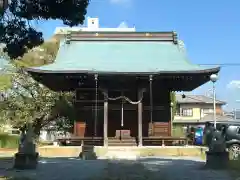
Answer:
21, 0, 240, 110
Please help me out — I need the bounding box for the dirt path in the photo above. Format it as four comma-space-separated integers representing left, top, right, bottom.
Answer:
0, 156, 234, 180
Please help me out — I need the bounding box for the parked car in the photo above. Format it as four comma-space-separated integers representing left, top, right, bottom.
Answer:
204, 120, 240, 160
4, 128, 21, 135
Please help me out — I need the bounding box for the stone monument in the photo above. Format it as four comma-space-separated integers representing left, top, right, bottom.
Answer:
14, 124, 39, 169
205, 126, 229, 169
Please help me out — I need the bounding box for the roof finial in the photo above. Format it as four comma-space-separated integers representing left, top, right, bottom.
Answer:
178, 40, 186, 52
172, 31, 178, 44
65, 31, 71, 44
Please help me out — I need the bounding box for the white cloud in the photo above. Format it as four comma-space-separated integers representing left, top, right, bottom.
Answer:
227, 80, 240, 89
109, 0, 131, 5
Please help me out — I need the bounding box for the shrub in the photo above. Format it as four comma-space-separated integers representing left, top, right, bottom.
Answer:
0, 133, 19, 148
38, 141, 53, 147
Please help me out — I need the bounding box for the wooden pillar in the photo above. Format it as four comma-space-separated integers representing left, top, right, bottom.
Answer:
138, 89, 143, 146
103, 91, 108, 146
170, 104, 173, 136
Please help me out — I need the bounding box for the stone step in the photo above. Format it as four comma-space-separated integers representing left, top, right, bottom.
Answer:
108, 138, 136, 141
108, 143, 137, 146
108, 139, 137, 146
108, 138, 136, 142
108, 140, 136, 144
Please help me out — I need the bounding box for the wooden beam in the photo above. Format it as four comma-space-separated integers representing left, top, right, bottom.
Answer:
103, 90, 108, 146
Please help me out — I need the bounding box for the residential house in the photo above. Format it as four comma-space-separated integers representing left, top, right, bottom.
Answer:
172, 94, 231, 136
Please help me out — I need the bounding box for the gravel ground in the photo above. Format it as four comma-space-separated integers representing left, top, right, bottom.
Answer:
0, 156, 234, 180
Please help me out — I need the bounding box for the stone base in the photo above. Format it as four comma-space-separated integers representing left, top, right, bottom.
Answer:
79, 151, 97, 160
79, 145, 97, 160
205, 151, 229, 169
14, 152, 39, 169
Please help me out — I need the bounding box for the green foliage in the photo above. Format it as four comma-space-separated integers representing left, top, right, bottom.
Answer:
0, 69, 75, 136
172, 124, 186, 137
0, 0, 89, 59
0, 40, 60, 92
0, 74, 12, 91
0, 42, 75, 137
15, 40, 60, 67
38, 141, 53, 147
0, 133, 19, 148
170, 91, 177, 115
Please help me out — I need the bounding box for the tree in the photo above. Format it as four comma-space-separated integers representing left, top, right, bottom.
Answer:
0, 66, 75, 138
0, 39, 60, 90
14, 39, 60, 67
170, 91, 177, 115
0, 41, 76, 138
0, 0, 89, 59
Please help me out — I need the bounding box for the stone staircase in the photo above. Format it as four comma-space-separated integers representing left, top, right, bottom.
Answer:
108, 137, 137, 146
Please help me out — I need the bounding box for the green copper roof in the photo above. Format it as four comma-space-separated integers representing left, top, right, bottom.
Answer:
26, 39, 219, 74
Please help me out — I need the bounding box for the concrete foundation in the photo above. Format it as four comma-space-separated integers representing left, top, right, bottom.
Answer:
1, 146, 207, 158
37, 146, 207, 158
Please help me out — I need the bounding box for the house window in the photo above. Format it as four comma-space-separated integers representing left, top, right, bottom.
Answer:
202, 108, 214, 114
236, 127, 240, 134
182, 108, 193, 117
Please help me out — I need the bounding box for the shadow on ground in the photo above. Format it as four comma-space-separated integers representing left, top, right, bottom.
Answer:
0, 156, 232, 180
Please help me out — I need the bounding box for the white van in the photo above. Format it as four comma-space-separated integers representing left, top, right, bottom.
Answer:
5, 128, 21, 135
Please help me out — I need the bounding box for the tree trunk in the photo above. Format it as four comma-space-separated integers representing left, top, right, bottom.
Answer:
33, 118, 43, 141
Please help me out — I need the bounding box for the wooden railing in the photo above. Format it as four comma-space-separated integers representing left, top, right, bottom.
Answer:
57, 136, 191, 146
58, 137, 103, 146
142, 136, 190, 146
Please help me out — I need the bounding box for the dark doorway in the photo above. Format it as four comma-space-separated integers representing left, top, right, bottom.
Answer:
108, 103, 138, 139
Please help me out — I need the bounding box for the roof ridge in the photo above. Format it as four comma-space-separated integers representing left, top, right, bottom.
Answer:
199, 95, 225, 103
176, 94, 226, 104
64, 31, 178, 43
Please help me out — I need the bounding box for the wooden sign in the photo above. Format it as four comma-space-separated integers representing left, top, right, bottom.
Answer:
151, 122, 171, 136
121, 130, 131, 138
115, 130, 131, 138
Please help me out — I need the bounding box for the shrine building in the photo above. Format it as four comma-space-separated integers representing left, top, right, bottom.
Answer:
26, 31, 220, 146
